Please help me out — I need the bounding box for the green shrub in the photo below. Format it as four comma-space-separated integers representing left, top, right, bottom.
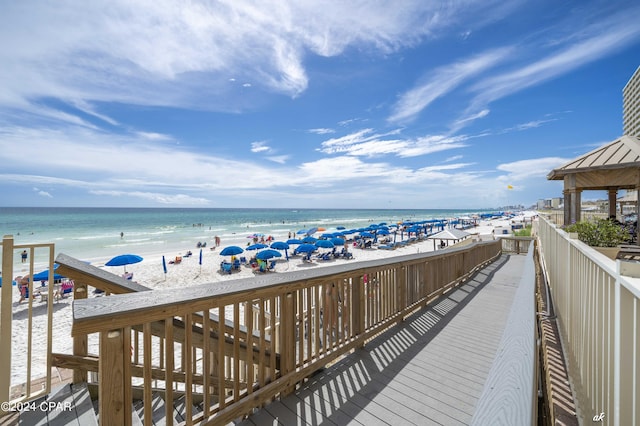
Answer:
513, 225, 532, 237
565, 219, 630, 247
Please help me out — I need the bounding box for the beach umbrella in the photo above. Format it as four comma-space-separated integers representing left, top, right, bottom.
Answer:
301, 236, 317, 244
32, 264, 64, 281
359, 232, 375, 239
270, 241, 290, 260
256, 249, 282, 261
295, 244, 317, 254
286, 238, 302, 245
320, 233, 334, 239
220, 246, 244, 256
315, 240, 334, 249
246, 243, 268, 251
162, 255, 167, 274
330, 237, 345, 246
199, 248, 203, 273
106, 254, 143, 272
270, 241, 289, 250
336, 226, 346, 230
296, 229, 308, 235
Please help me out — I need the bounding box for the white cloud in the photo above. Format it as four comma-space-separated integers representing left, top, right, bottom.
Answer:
0, 0, 518, 119
469, 9, 640, 110
308, 128, 335, 135
33, 187, 53, 198
318, 128, 469, 158
497, 157, 568, 181
251, 141, 271, 153
388, 48, 511, 124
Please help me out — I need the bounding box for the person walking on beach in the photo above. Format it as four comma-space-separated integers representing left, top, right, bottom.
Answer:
21, 250, 27, 263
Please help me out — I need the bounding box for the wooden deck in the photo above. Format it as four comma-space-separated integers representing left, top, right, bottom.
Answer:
238, 253, 529, 425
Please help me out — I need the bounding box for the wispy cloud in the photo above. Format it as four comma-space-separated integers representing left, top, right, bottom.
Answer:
388, 48, 511, 124
497, 157, 568, 181
319, 128, 470, 158
308, 128, 335, 135
469, 8, 640, 111
33, 187, 53, 198
251, 141, 271, 153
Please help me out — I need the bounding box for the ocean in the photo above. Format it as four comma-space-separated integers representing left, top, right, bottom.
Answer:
1, 207, 495, 271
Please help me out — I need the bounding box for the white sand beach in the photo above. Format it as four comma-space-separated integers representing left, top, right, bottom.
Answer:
7, 216, 529, 385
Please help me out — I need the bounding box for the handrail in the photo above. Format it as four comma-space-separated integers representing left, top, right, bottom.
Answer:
60, 239, 501, 425
1, 235, 57, 416
471, 241, 538, 425
537, 217, 640, 425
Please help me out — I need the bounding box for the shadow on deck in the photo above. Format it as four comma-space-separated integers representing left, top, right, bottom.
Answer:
239, 253, 531, 425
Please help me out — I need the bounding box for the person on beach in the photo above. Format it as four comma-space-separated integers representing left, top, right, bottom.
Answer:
21, 250, 27, 263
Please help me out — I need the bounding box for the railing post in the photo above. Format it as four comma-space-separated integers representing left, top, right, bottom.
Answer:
0, 235, 14, 414
99, 327, 132, 426
73, 281, 89, 384
351, 274, 364, 345
281, 292, 296, 396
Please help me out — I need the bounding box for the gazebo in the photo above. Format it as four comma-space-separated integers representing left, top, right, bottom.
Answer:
547, 134, 640, 242
427, 228, 471, 251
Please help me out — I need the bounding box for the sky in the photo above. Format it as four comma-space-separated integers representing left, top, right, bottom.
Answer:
1, 1, 640, 210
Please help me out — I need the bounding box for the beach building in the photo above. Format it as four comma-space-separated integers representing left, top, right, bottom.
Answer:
623, 65, 640, 137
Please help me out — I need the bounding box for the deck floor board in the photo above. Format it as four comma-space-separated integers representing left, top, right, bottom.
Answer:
241, 253, 528, 425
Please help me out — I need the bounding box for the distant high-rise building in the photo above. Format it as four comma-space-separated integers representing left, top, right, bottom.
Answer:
623, 65, 640, 136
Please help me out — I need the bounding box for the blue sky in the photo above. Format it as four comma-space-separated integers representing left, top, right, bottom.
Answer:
1, 1, 639, 209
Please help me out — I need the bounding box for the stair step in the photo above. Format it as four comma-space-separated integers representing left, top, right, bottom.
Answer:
17, 383, 98, 426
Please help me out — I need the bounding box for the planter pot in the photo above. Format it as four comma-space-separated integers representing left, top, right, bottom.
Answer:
593, 247, 620, 261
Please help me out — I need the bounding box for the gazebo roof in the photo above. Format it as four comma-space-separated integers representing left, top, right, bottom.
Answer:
428, 229, 471, 240
548, 135, 640, 181
547, 135, 640, 190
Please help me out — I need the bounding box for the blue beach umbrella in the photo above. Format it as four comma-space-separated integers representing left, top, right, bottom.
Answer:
286, 238, 302, 245
270, 241, 289, 250
296, 229, 308, 235
220, 246, 244, 256
199, 248, 203, 273
359, 232, 375, 239
336, 226, 346, 230
106, 253, 143, 272
330, 237, 345, 246
162, 256, 167, 275
247, 243, 268, 251
32, 264, 64, 281
301, 236, 317, 244
315, 240, 334, 249
295, 244, 317, 254
256, 249, 282, 261
270, 241, 290, 260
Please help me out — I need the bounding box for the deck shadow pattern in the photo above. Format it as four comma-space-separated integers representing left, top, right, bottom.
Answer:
239, 253, 522, 425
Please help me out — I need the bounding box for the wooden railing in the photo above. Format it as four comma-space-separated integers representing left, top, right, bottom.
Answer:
0, 235, 57, 414
537, 217, 640, 426
55, 240, 501, 425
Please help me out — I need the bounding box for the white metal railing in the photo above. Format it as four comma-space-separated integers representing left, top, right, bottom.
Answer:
537, 218, 640, 425
1, 235, 57, 415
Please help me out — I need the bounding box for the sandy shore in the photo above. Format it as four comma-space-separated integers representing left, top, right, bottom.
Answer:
7, 217, 520, 385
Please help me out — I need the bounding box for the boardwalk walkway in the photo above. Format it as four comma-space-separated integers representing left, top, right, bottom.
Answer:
239, 253, 530, 425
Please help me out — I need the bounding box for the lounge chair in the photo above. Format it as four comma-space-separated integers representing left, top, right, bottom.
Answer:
233, 259, 241, 270
268, 260, 277, 271
220, 262, 232, 274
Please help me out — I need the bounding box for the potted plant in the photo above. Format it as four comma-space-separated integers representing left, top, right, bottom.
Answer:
565, 219, 631, 259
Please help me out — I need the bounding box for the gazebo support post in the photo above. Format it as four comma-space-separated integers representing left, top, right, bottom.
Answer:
608, 188, 618, 220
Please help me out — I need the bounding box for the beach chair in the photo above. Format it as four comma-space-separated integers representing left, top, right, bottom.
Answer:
220, 262, 232, 274
268, 260, 277, 271
233, 259, 241, 270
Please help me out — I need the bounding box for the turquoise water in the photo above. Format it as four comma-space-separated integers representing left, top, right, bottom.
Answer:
1, 207, 495, 270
